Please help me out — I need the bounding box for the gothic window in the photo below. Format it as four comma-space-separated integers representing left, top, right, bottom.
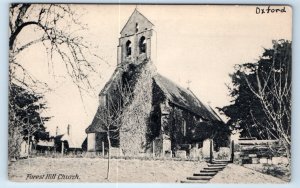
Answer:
139, 36, 146, 54
126, 40, 132, 56
181, 120, 186, 136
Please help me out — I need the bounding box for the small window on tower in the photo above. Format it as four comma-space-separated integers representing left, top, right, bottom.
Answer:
139, 36, 146, 54
135, 23, 139, 33
126, 40, 132, 57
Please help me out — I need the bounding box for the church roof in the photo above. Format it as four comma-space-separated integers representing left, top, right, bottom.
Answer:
153, 74, 221, 121
86, 71, 222, 134
86, 106, 106, 133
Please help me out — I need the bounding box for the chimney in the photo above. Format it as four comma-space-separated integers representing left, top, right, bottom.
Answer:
67, 124, 71, 136
56, 126, 60, 136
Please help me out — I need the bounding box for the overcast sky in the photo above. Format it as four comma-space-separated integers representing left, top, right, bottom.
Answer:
15, 4, 292, 144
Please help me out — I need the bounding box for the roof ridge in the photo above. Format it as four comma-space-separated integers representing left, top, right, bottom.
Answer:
155, 73, 190, 94
153, 73, 221, 121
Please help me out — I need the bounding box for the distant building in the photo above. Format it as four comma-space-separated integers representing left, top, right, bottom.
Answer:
35, 125, 82, 154
54, 124, 82, 153
85, 9, 226, 156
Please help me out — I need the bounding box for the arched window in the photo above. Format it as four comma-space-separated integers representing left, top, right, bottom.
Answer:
139, 36, 146, 54
126, 40, 132, 56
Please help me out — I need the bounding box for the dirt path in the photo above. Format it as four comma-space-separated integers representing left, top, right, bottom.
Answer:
209, 164, 287, 183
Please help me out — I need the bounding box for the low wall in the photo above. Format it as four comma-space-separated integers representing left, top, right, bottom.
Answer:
233, 139, 287, 165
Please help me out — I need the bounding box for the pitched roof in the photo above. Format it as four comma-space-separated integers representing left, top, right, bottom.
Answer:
86, 107, 106, 133
86, 69, 222, 134
54, 134, 82, 148
99, 68, 122, 95
153, 74, 221, 121
37, 140, 54, 147
120, 9, 154, 35
60, 134, 82, 149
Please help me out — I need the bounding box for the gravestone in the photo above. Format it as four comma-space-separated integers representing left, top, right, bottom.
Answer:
252, 157, 259, 164
164, 150, 172, 158
202, 139, 211, 159
190, 146, 201, 160
260, 158, 268, 164
162, 138, 171, 155
176, 150, 187, 159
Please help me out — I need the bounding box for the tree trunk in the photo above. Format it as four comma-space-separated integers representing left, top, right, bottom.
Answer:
106, 131, 111, 180
27, 134, 30, 157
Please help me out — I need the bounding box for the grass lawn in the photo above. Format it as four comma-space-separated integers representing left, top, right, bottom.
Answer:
8, 157, 205, 183
8, 157, 287, 183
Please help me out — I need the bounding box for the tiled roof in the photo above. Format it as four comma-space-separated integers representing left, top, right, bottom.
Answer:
153, 74, 221, 121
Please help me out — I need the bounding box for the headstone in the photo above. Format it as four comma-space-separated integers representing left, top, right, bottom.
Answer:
164, 150, 172, 158
249, 154, 257, 158
216, 147, 230, 160
87, 133, 96, 152
176, 150, 186, 159
190, 147, 200, 159
252, 157, 259, 164
154, 138, 163, 156
202, 139, 211, 158
162, 139, 171, 154
260, 158, 268, 164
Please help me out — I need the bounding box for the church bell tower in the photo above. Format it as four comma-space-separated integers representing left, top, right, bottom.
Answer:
117, 9, 156, 66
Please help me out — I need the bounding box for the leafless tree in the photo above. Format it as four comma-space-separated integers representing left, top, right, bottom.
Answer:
96, 79, 133, 180
97, 65, 154, 180
9, 4, 101, 91
9, 4, 102, 158
240, 40, 291, 164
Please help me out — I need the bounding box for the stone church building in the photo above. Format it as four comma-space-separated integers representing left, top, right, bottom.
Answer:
85, 9, 225, 157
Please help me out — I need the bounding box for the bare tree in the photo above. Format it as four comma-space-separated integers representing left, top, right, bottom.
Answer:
239, 40, 291, 164
9, 4, 102, 158
95, 79, 133, 180
9, 4, 101, 91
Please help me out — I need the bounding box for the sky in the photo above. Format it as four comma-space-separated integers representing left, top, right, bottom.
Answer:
13, 4, 292, 145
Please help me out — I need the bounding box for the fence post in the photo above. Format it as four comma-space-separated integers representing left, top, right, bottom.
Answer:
61, 142, 64, 155
230, 140, 234, 163
102, 141, 104, 157
209, 139, 213, 163
152, 140, 155, 158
